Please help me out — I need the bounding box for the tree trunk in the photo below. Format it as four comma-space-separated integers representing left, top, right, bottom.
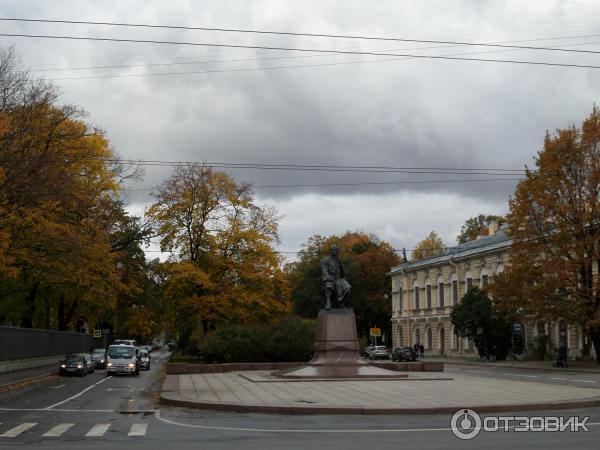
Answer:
590, 327, 600, 365
21, 281, 39, 328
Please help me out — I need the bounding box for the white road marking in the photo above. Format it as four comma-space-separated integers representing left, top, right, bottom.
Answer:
154, 411, 600, 434
128, 423, 148, 436
463, 369, 492, 374
502, 373, 538, 378
0, 422, 37, 437
42, 423, 74, 437
85, 423, 111, 437
550, 377, 569, 381
0, 407, 156, 413
44, 376, 112, 410
571, 379, 597, 383
47, 384, 66, 389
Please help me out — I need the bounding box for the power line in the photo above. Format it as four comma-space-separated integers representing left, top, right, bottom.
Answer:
119, 178, 521, 191
22, 37, 600, 73
2, 32, 600, 71
3, 17, 600, 56
87, 158, 528, 175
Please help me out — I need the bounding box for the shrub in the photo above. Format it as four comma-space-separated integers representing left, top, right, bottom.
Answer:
198, 316, 315, 363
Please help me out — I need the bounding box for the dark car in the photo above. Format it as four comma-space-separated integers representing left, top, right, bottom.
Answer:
91, 349, 107, 369
367, 346, 391, 360
391, 347, 418, 362
138, 349, 151, 370
59, 354, 89, 376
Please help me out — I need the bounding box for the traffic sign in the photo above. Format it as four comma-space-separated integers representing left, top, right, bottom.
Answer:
93, 329, 101, 338
370, 327, 381, 337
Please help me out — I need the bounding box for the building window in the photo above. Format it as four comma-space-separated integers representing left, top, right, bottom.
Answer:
482, 275, 489, 287
438, 282, 445, 307
398, 325, 403, 346
452, 280, 458, 305
415, 328, 421, 345
414, 287, 420, 310
466, 278, 473, 291
427, 327, 433, 350
399, 287, 403, 313
537, 321, 546, 336
426, 285, 432, 309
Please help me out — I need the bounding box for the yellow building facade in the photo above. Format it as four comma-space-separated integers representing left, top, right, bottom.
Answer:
389, 225, 596, 361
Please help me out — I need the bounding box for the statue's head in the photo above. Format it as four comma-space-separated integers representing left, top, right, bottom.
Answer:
330, 245, 339, 256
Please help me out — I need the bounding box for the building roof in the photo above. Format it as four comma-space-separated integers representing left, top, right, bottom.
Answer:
389, 228, 512, 274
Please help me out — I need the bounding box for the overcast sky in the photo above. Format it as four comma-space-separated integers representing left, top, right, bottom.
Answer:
2, 0, 600, 259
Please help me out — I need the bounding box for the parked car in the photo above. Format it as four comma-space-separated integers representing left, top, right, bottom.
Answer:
367, 346, 391, 360
59, 354, 89, 377
362, 345, 375, 358
106, 344, 139, 376
138, 349, 151, 370
91, 349, 107, 369
391, 346, 418, 362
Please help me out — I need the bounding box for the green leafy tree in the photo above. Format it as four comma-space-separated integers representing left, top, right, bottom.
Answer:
456, 214, 506, 244
287, 232, 400, 342
450, 288, 511, 360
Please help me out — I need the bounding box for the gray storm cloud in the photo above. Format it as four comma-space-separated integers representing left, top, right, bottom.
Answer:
2, 0, 599, 252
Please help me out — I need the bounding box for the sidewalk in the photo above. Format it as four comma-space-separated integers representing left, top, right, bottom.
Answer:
0, 365, 57, 393
421, 356, 600, 373
161, 369, 600, 415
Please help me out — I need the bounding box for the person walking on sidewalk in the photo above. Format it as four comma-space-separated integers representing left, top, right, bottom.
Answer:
419, 343, 425, 358
558, 344, 568, 368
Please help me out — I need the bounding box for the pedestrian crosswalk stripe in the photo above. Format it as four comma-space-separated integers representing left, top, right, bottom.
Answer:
85, 423, 111, 437
128, 423, 147, 436
0, 422, 37, 437
43, 423, 74, 437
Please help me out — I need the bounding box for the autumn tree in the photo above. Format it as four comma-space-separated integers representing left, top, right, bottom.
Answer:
147, 165, 289, 350
456, 214, 506, 244
0, 46, 150, 335
411, 231, 445, 261
489, 107, 600, 363
287, 232, 400, 342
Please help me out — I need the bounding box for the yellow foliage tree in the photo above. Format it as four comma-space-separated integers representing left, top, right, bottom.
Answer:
148, 165, 289, 347
412, 231, 445, 261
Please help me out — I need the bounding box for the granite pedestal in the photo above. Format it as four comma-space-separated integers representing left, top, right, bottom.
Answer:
274, 308, 406, 379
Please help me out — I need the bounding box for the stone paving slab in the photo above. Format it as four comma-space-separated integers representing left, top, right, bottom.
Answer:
160, 370, 600, 414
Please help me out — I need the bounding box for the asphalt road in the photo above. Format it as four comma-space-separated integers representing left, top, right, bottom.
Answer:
0, 352, 599, 449
444, 363, 600, 388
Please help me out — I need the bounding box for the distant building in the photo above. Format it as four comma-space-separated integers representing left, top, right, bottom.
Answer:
388, 223, 596, 360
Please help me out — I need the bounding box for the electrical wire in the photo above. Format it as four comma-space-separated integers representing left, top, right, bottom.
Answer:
2, 32, 600, 72
2, 17, 600, 56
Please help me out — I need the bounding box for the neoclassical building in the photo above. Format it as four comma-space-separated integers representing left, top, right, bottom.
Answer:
389, 224, 596, 361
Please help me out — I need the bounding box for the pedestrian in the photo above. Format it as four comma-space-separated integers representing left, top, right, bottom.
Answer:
413, 342, 419, 358
558, 344, 568, 368
419, 343, 425, 358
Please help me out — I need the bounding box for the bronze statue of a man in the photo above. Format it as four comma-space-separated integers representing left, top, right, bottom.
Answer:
321, 245, 351, 309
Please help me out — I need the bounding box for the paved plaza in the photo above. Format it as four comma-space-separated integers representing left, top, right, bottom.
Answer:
161, 370, 600, 413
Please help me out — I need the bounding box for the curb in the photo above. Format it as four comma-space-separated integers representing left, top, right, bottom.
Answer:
160, 391, 600, 415
0, 371, 57, 394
